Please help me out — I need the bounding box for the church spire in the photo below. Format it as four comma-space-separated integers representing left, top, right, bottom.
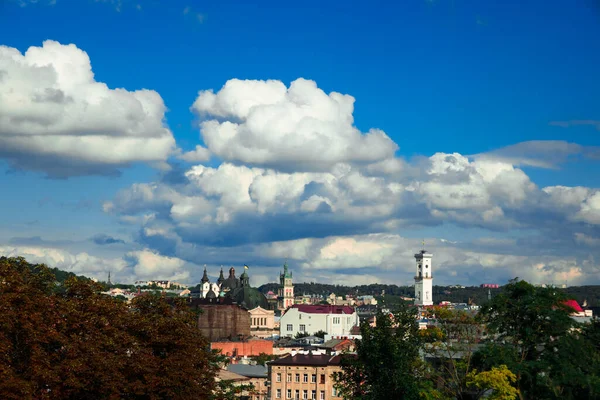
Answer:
201, 265, 209, 283
217, 266, 225, 285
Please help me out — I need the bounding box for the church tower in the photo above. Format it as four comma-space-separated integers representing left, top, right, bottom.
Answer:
414, 248, 433, 306
278, 261, 294, 311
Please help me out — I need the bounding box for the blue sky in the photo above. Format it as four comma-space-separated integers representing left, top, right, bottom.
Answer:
0, 0, 599, 288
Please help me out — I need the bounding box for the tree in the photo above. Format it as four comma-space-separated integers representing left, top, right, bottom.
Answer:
476, 278, 599, 399
0, 256, 220, 399
314, 330, 327, 339
250, 352, 278, 366
420, 306, 504, 399
466, 365, 519, 400
334, 303, 426, 400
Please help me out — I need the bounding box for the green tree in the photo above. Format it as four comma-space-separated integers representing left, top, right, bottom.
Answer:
420, 306, 498, 399
314, 330, 327, 339
476, 278, 599, 399
334, 304, 426, 400
466, 365, 518, 400
250, 352, 278, 366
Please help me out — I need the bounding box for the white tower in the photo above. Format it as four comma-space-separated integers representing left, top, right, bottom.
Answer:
414, 248, 433, 306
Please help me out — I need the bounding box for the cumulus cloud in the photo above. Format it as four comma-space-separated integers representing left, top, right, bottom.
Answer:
0, 244, 127, 278
177, 145, 211, 163
124, 249, 190, 281
0, 243, 198, 284
0, 40, 176, 177
190, 78, 398, 171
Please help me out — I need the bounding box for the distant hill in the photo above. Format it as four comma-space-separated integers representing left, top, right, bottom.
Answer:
25, 262, 92, 285
259, 282, 600, 307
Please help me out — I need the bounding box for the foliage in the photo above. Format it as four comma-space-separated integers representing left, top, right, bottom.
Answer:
476, 278, 600, 399
0, 256, 219, 400
295, 331, 310, 339
421, 306, 491, 399
314, 330, 327, 339
250, 352, 279, 366
466, 365, 518, 400
334, 303, 426, 400
211, 379, 255, 400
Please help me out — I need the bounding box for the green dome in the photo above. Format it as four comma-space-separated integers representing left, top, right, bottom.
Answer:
227, 286, 269, 310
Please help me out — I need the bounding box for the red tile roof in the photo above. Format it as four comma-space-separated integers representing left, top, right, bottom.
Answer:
291, 304, 355, 315
564, 299, 583, 313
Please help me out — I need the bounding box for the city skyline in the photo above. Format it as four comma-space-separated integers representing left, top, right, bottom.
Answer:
1, 0, 599, 287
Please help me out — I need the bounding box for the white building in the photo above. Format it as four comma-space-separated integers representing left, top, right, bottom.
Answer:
280, 304, 359, 338
414, 249, 433, 306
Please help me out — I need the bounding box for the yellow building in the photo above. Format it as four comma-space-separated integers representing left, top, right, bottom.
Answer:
268, 351, 343, 400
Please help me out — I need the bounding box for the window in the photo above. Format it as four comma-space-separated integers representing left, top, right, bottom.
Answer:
311, 374, 316, 383
303, 390, 308, 399
287, 324, 293, 332
299, 324, 306, 332
303, 374, 308, 383
320, 374, 325, 384
311, 390, 316, 400
276, 373, 281, 382
332, 387, 339, 397
276, 389, 281, 399
333, 317, 340, 324
287, 373, 292, 382
320, 391, 325, 400
295, 390, 300, 400
287, 389, 291, 399
295, 373, 300, 382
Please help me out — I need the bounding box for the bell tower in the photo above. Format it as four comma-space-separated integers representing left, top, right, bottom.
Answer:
278, 261, 294, 311
414, 246, 433, 306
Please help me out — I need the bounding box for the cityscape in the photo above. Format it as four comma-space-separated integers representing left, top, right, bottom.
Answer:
1, 0, 600, 399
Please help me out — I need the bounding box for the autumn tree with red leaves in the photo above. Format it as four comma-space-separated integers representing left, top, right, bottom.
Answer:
0, 257, 221, 399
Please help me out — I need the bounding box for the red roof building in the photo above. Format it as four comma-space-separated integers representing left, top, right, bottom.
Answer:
290, 304, 355, 315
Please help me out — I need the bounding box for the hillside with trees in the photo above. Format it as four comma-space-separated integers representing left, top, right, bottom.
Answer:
259, 282, 600, 307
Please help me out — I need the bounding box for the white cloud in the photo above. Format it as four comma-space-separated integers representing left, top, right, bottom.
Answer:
0, 40, 176, 177
177, 145, 211, 163
0, 245, 127, 278
191, 78, 398, 170
473, 140, 591, 169
125, 249, 190, 281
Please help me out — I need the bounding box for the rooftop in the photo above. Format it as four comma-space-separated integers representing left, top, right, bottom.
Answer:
269, 353, 342, 367
564, 299, 584, 313
291, 304, 355, 315
227, 364, 268, 378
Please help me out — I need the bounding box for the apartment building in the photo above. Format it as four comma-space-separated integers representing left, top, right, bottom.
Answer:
268, 351, 343, 400
280, 305, 358, 338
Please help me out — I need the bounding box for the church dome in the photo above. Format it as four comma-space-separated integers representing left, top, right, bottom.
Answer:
225, 267, 269, 310
221, 267, 239, 291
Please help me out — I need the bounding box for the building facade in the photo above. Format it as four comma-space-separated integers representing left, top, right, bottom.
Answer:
185, 297, 252, 341
211, 339, 274, 357
278, 262, 294, 311
249, 306, 277, 338
414, 249, 433, 306
268, 351, 343, 400
280, 305, 358, 338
